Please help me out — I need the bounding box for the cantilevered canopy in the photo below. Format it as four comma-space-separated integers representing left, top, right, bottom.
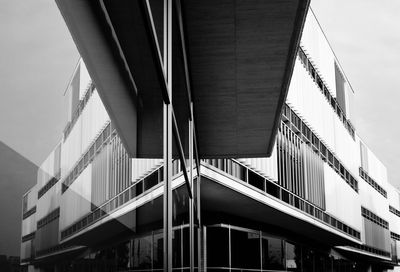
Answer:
56, 0, 310, 159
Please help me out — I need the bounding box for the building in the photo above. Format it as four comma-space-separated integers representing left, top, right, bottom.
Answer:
20, 5, 400, 272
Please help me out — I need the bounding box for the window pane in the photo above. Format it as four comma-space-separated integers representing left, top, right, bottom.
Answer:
183, 226, 189, 268
116, 241, 130, 269
286, 242, 302, 271
231, 229, 260, 269
262, 236, 284, 270
248, 170, 265, 191
132, 235, 152, 269
315, 251, 332, 272
173, 228, 182, 268
207, 227, 229, 268
153, 232, 163, 269
182, 225, 199, 268
302, 247, 315, 272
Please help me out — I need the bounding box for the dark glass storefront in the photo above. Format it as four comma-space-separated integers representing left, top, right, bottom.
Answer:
57, 225, 197, 272
206, 224, 366, 272
55, 223, 373, 272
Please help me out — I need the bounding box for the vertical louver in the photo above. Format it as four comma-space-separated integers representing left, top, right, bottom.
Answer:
277, 123, 326, 209
303, 144, 325, 209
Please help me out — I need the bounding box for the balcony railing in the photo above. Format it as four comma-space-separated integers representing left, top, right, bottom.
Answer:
60, 160, 182, 241
203, 158, 361, 241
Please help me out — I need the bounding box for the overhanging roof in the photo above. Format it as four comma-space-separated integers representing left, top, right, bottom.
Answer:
55, 0, 310, 158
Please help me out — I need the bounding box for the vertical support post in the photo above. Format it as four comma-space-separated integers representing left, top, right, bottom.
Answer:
228, 225, 232, 272
260, 230, 263, 271
163, 0, 173, 271
197, 155, 202, 270
189, 102, 194, 272
191, 123, 202, 270
203, 226, 207, 272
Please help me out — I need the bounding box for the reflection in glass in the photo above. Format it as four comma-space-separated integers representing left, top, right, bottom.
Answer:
116, 241, 130, 270
132, 235, 152, 269
316, 251, 334, 272
172, 228, 182, 268
207, 227, 229, 268
302, 247, 315, 272
231, 229, 260, 270
262, 235, 284, 270
153, 232, 163, 269
286, 241, 302, 271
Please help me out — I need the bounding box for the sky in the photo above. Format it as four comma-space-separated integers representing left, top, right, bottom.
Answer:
0, 0, 399, 187
0, 0, 79, 166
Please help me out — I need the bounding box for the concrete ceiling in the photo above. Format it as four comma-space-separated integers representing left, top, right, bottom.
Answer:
55, 0, 310, 159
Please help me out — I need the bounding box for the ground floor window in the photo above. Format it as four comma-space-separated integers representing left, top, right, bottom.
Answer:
207, 226, 229, 269
54, 223, 372, 272
205, 224, 363, 272
231, 228, 260, 269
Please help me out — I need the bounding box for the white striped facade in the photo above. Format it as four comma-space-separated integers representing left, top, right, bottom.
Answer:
21, 59, 163, 262
233, 9, 400, 257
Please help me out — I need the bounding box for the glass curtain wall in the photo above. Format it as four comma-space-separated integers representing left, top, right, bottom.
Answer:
54, 223, 369, 272
56, 225, 193, 272
206, 224, 362, 272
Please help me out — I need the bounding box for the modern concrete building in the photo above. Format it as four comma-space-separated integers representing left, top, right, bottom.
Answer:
20, 2, 400, 272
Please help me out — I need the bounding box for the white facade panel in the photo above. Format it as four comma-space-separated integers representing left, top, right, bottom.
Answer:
36, 182, 61, 221
22, 214, 36, 236
345, 84, 356, 125
61, 113, 82, 178
20, 240, 32, 260
79, 60, 91, 99
332, 115, 359, 176
324, 164, 362, 231
287, 58, 335, 153
388, 184, 400, 209
25, 186, 37, 212
60, 165, 92, 230
287, 59, 358, 176
80, 90, 110, 154
300, 10, 336, 96
358, 180, 390, 223
61, 90, 110, 178
366, 147, 388, 188
362, 217, 391, 252
389, 213, 400, 235
131, 158, 163, 183
37, 152, 55, 188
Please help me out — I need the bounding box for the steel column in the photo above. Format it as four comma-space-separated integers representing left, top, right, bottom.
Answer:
163, 0, 173, 271
189, 102, 194, 272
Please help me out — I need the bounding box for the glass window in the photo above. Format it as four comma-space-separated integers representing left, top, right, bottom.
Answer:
116, 241, 130, 269
144, 170, 158, 191
266, 181, 280, 198
207, 226, 229, 268
262, 236, 284, 270
286, 242, 302, 271
231, 229, 260, 270
302, 247, 315, 272
132, 235, 152, 269
153, 232, 163, 269
182, 226, 198, 268
315, 251, 332, 272
248, 170, 265, 191
172, 228, 182, 268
